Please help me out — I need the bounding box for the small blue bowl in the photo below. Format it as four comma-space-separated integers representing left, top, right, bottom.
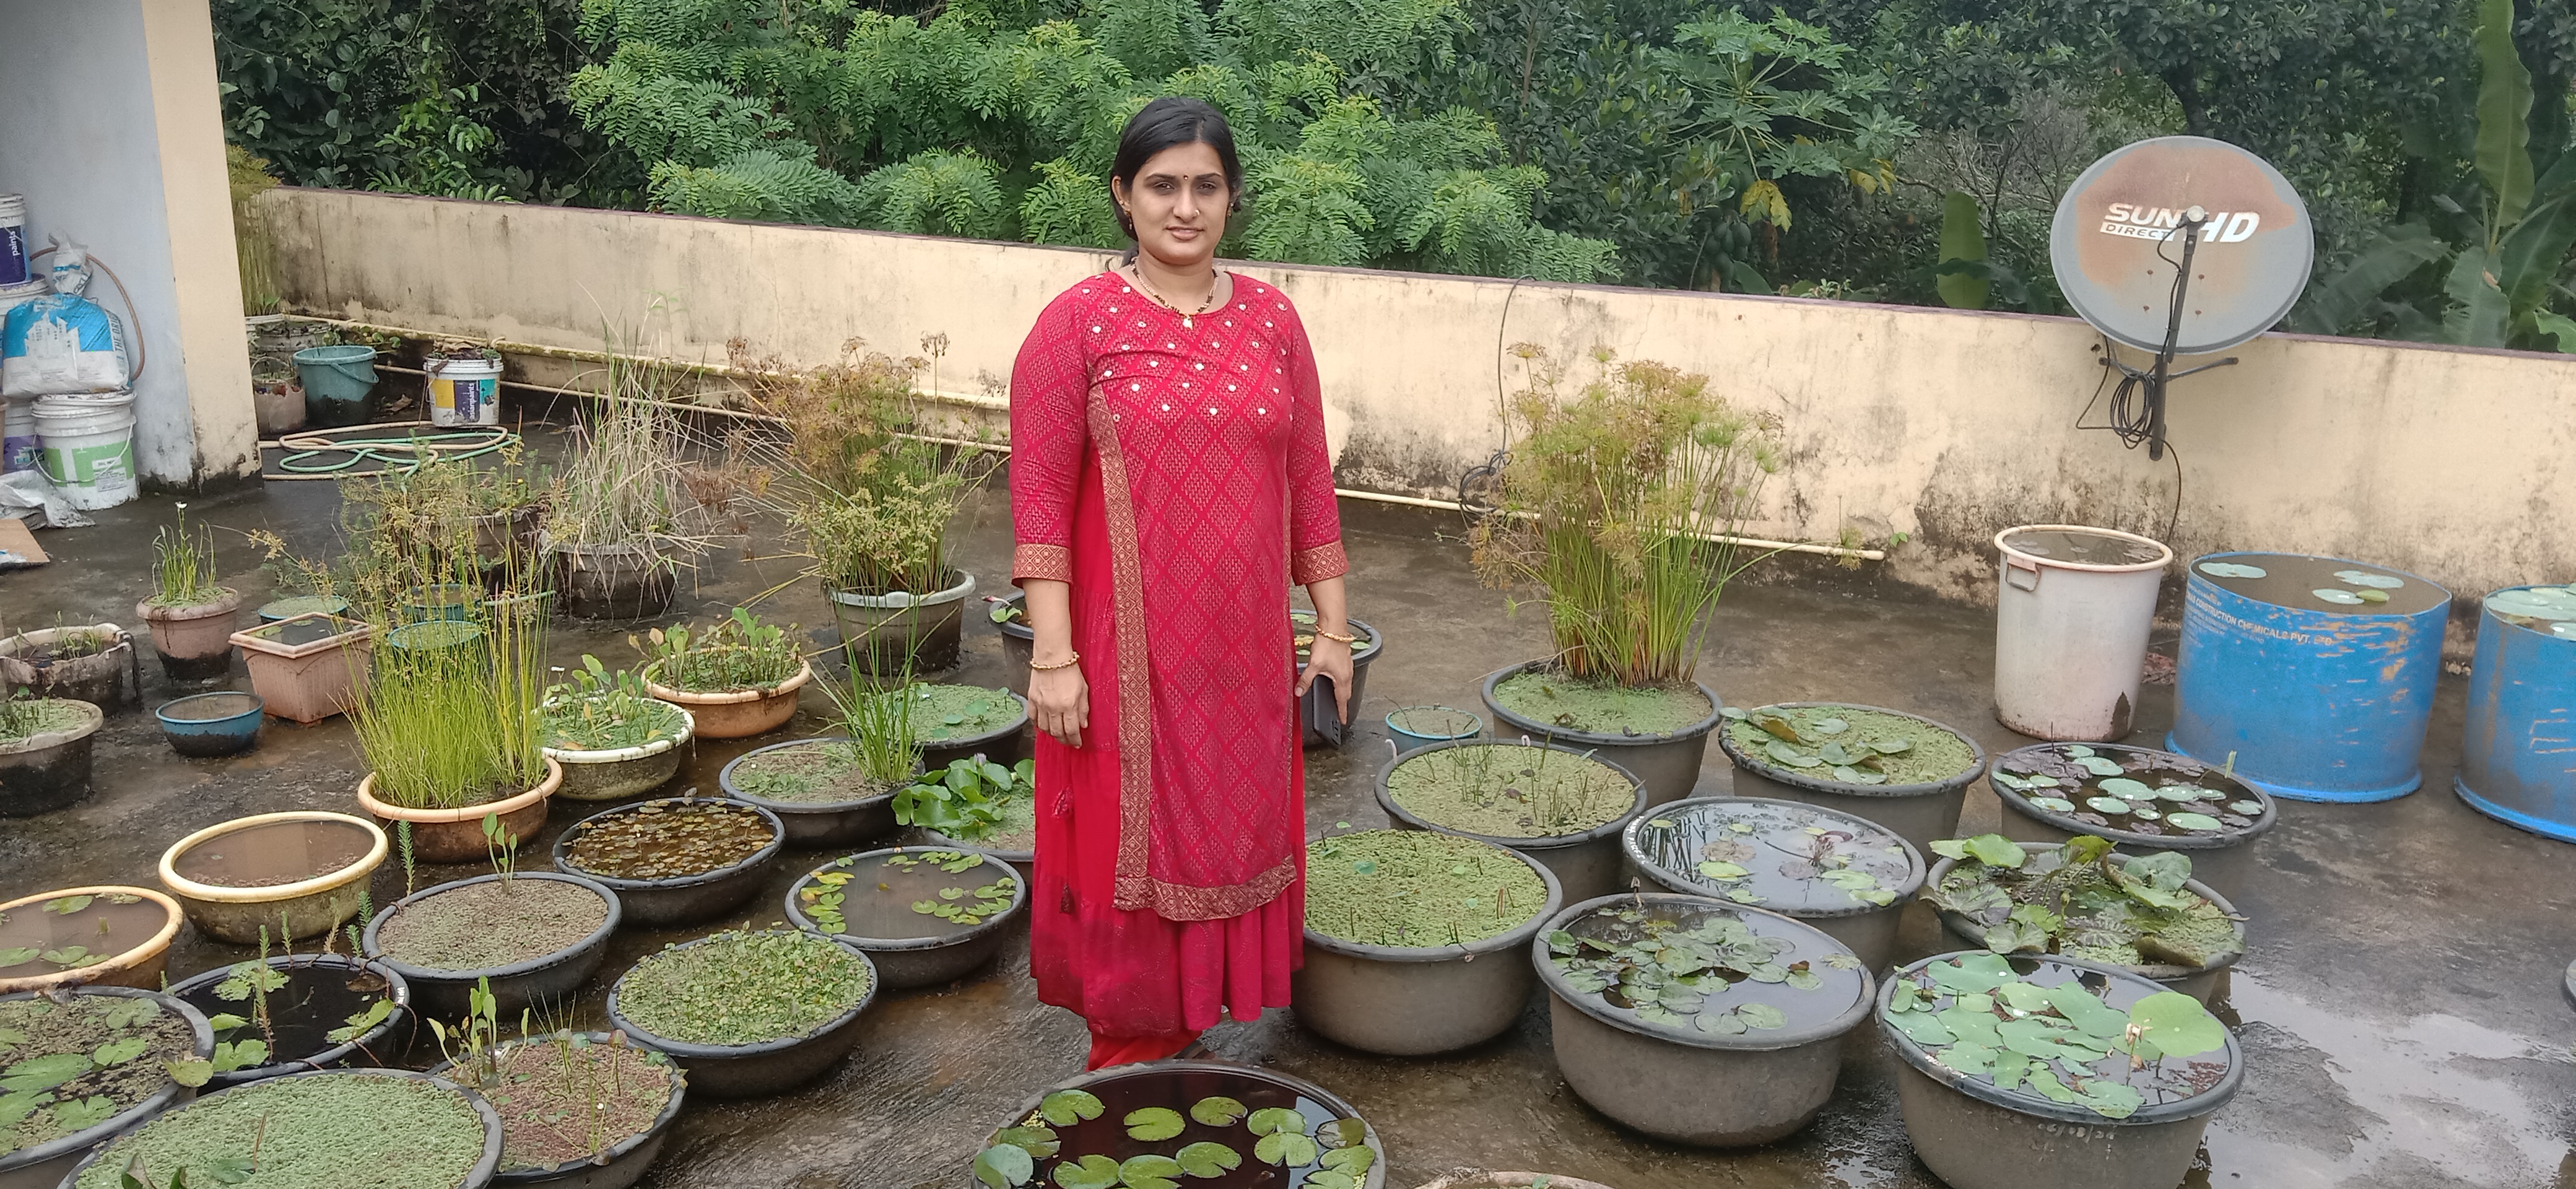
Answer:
156, 691, 266, 758
1385, 705, 1483, 752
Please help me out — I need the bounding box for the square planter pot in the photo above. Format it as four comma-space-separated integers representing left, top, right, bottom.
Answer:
232, 612, 373, 724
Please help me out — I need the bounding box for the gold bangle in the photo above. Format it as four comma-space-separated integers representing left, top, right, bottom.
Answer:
1312, 628, 1360, 645
1030, 651, 1081, 671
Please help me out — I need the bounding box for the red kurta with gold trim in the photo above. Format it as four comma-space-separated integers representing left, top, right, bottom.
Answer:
1009, 269, 1347, 1039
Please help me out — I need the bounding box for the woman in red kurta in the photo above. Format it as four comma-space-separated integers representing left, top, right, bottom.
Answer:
1010, 98, 1356, 1071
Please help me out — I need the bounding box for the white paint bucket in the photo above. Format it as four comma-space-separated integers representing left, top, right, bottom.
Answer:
1991, 525, 2174, 743
425, 355, 502, 427
35, 391, 138, 510
0, 194, 25, 287
2, 396, 35, 473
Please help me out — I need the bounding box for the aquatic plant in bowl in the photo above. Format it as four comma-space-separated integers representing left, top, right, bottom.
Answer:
350, 594, 557, 862
720, 664, 923, 847
605, 930, 878, 1099
1986, 742, 2275, 899
364, 857, 622, 1021
972, 1060, 1387, 1189
0, 887, 185, 995
551, 797, 785, 926
1295, 829, 1560, 1056
1715, 702, 1985, 855
1532, 893, 1871, 1146
636, 608, 811, 740
157, 811, 387, 945
1621, 796, 1925, 970
0, 622, 132, 708
168, 951, 409, 1089
136, 507, 243, 684
1472, 351, 1779, 805
62, 1068, 503, 1189
785, 847, 1025, 988
0, 694, 104, 817
426, 988, 685, 1189
902, 756, 1037, 863
910, 684, 1030, 770
541, 656, 694, 802
1878, 952, 2240, 1189
0, 986, 214, 1188
1374, 738, 1645, 903
1923, 834, 2245, 1003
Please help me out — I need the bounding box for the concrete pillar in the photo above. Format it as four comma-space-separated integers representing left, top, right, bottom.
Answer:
0, 0, 259, 489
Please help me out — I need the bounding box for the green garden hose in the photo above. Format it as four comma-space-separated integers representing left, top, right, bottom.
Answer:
264, 421, 517, 480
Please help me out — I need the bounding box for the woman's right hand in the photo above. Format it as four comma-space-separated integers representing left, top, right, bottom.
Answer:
1029, 660, 1090, 748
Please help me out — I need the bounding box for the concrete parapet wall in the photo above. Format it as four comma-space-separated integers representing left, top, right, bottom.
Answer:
263, 187, 2576, 609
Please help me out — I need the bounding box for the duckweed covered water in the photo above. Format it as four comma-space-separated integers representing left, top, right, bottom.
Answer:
1386, 743, 1634, 837
910, 686, 1023, 741
563, 801, 772, 881
375, 879, 608, 972
1305, 830, 1547, 947
1489, 671, 1712, 735
1, 993, 198, 1156
74, 1072, 490, 1189
615, 931, 874, 1047
1726, 704, 1975, 786
729, 741, 894, 805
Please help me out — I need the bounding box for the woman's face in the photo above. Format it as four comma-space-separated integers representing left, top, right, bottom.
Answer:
1115, 141, 1230, 271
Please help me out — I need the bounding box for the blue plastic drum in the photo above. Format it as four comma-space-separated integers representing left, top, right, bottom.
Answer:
2456, 584, 2576, 840
2170, 552, 2450, 803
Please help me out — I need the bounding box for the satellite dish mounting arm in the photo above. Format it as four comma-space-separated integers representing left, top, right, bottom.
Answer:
2099, 208, 2239, 460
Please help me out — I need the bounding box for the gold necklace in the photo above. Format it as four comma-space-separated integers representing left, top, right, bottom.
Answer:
1127, 265, 1219, 329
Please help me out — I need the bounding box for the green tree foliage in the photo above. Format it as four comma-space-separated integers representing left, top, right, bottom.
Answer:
565, 0, 1618, 280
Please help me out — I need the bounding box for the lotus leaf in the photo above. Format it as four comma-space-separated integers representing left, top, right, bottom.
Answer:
1124, 1106, 1186, 1141
2126, 991, 2226, 1058
1926, 952, 2015, 994
2085, 796, 2131, 814
1695, 860, 1748, 880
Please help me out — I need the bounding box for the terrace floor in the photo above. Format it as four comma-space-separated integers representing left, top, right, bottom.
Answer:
4, 426, 2572, 1188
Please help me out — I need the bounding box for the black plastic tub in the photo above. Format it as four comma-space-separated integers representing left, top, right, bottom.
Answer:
1715, 702, 1986, 857
718, 737, 899, 848
604, 932, 879, 1099
1622, 796, 1926, 972
1295, 842, 1562, 1056
0, 986, 214, 1189
1373, 738, 1647, 904
167, 952, 412, 1088
429, 1031, 687, 1188
363, 873, 622, 1021
1479, 661, 1724, 807
1926, 846, 2246, 1003
781, 847, 1028, 988
916, 690, 1032, 772
551, 796, 785, 926
979, 1060, 1389, 1189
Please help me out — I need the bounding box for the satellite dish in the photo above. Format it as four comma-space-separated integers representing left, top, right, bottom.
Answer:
2050, 137, 2314, 458
2051, 136, 2313, 355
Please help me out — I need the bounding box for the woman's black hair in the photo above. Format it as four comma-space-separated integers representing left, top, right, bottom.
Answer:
1110, 97, 1243, 250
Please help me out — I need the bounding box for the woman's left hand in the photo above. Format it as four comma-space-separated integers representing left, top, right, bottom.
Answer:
1297, 635, 1355, 724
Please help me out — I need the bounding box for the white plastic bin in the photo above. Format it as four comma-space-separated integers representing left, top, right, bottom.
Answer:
424, 355, 502, 427
1992, 525, 2173, 742
35, 390, 137, 510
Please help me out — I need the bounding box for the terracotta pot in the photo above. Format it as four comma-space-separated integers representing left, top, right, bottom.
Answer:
357, 757, 562, 863
0, 885, 184, 995
157, 810, 389, 943
232, 613, 373, 723
137, 588, 245, 682
0, 623, 136, 708
642, 660, 811, 740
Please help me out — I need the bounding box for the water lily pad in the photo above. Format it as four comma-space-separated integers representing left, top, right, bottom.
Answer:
1818, 741, 1858, 765
2556, 622, 2576, 640
1051, 1154, 1122, 1189
1316, 1117, 1367, 1149
2487, 590, 2576, 620
1254, 1131, 1320, 1166
2155, 785, 2207, 802
1321, 1145, 1375, 1174
1174, 1142, 1242, 1177
2355, 588, 2390, 604
1814, 717, 1850, 736
2077, 756, 2125, 777
973, 1144, 1035, 1188
2198, 562, 2267, 579
2086, 796, 2131, 815
1869, 737, 1912, 755
2312, 588, 2365, 605
991, 1126, 1059, 1158
2227, 800, 2263, 814
2334, 570, 2405, 589
2165, 812, 2224, 831
2063, 745, 2094, 757
1125, 1106, 1186, 1141
1696, 860, 1749, 880
2128, 804, 2160, 821
1188, 1095, 1247, 1126
1119, 1155, 1186, 1189
1038, 1089, 1104, 1126
1719, 706, 1749, 720
1246, 1106, 1308, 1136
2097, 778, 2152, 798
2029, 796, 2077, 813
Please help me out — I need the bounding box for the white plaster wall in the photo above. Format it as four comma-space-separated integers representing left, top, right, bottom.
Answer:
262, 189, 2576, 608
0, 0, 256, 487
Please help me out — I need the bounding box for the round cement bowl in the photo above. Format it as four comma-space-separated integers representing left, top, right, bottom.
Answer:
364, 873, 622, 1021
1295, 846, 1562, 1056
915, 689, 1032, 772
0, 886, 183, 995
605, 931, 879, 1099
1879, 953, 2243, 1189
781, 847, 1029, 988
640, 660, 810, 741
167, 953, 413, 1089
157, 810, 388, 944
1621, 796, 1926, 972
429, 1032, 686, 1189
154, 690, 265, 758
718, 736, 899, 848
0, 698, 103, 817
1533, 894, 1874, 1146
0, 624, 133, 708
356, 757, 561, 864
552, 796, 785, 927
544, 703, 695, 802
1987, 741, 2277, 902
59, 1068, 505, 1189
1479, 662, 1725, 807
986, 1060, 1389, 1189
0, 986, 212, 1189
1715, 703, 1986, 858
1925, 847, 2245, 1003
1373, 739, 1648, 904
